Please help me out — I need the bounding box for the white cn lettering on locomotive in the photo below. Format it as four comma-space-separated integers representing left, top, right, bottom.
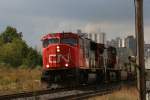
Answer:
49, 54, 70, 63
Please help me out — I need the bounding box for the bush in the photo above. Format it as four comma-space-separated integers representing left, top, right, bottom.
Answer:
0, 26, 42, 68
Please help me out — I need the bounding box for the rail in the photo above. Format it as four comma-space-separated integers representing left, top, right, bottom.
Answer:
52, 84, 121, 100
0, 81, 135, 100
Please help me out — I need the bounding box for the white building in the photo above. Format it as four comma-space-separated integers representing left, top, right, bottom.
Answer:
107, 37, 123, 48
87, 32, 106, 44
145, 58, 150, 69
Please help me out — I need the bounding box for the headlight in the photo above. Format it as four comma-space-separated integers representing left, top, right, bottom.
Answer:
65, 63, 68, 67
57, 46, 60, 49
57, 49, 60, 52
46, 64, 50, 68
56, 46, 60, 52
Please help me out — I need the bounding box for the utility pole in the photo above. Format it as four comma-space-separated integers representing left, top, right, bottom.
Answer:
134, 0, 146, 100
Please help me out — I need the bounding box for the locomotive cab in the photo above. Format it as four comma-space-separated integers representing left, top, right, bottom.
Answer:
41, 33, 83, 85
41, 33, 79, 70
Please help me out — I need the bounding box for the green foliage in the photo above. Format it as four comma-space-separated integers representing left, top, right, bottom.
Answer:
0, 26, 42, 68
0, 37, 4, 46
0, 26, 22, 43
23, 47, 42, 68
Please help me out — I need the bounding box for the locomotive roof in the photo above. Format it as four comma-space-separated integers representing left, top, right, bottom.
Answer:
41, 32, 79, 40
41, 32, 105, 47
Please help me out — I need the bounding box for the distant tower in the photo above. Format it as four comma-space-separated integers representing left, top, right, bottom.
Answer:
99, 32, 106, 44
88, 32, 106, 44
108, 37, 123, 48
125, 35, 136, 56
116, 37, 122, 47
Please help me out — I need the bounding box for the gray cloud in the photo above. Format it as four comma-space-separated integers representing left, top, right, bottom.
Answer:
0, 0, 135, 21
0, 0, 150, 46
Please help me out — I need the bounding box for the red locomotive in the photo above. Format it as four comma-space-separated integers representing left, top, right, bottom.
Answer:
41, 32, 121, 86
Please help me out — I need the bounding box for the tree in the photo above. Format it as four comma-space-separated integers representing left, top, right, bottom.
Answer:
0, 26, 22, 43
23, 47, 42, 67
0, 40, 27, 67
0, 37, 3, 46
0, 26, 42, 68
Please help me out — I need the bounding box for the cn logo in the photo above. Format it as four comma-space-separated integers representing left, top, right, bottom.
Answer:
49, 54, 70, 63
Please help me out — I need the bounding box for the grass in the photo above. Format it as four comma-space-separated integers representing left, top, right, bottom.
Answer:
88, 86, 139, 100
0, 66, 139, 100
0, 66, 42, 95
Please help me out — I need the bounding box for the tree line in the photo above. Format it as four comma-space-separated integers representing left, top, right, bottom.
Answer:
0, 26, 42, 68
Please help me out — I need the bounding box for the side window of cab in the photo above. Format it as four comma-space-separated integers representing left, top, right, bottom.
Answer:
42, 39, 49, 48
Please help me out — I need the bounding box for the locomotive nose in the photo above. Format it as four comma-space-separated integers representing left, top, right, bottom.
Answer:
46, 44, 71, 68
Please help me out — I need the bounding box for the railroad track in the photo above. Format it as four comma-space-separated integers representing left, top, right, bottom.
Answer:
0, 84, 96, 100
0, 87, 73, 100
51, 83, 121, 100
0, 81, 133, 100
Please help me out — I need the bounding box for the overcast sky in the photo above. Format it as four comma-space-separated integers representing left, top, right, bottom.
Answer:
0, 0, 150, 46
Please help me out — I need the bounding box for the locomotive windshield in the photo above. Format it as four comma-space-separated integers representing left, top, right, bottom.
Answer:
61, 38, 77, 46
42, 38, 59, 47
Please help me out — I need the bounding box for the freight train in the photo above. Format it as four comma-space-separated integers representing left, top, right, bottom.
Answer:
40, 32, 135, 86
